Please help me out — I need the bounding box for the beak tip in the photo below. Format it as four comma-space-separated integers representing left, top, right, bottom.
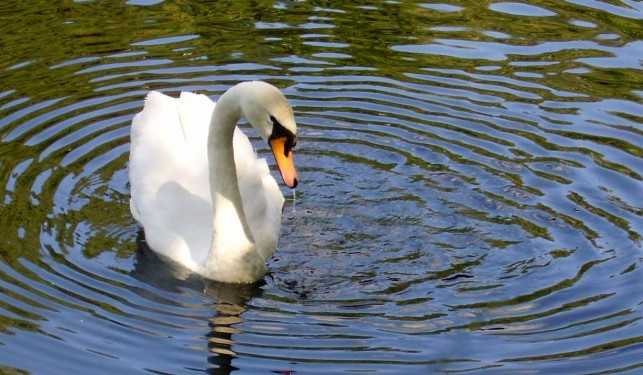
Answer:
283, 174, 298, 189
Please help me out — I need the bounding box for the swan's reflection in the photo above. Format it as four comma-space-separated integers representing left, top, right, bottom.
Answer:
204, 279, 264, 375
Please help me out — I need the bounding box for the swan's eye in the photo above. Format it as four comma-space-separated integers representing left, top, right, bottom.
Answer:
269, 116, 296, 153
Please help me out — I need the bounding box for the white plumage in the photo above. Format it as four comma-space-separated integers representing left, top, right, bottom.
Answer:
129, 82, 298, 283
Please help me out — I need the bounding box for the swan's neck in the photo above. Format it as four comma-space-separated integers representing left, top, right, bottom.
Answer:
204, 87, 264, 282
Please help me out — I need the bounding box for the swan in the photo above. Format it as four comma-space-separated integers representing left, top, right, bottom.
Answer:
129, 81, 299, 283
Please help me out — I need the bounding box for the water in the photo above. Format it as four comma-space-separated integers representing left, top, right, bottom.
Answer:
1, 0, 642, 373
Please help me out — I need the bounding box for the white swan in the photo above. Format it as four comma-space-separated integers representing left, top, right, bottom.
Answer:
129, 81, 298, 283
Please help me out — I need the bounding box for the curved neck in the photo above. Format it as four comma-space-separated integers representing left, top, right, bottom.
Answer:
207, 87, 255, 252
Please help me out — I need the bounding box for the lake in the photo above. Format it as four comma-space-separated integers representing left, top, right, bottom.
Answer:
0, 0, 642, 373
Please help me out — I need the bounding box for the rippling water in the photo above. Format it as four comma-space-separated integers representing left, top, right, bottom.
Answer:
1, 0, 642, 373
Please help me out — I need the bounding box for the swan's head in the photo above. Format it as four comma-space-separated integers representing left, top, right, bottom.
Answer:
237, 81, 299, 188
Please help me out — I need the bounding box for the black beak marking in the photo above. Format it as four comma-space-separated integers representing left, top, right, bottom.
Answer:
269, 116, 296, 156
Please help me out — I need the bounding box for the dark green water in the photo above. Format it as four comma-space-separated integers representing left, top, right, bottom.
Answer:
0, 0, 641, 373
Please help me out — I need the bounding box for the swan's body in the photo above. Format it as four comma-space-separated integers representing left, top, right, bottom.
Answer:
129, 81, 298, 283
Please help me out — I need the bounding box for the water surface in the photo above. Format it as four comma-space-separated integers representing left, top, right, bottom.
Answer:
0, 0, 642, 373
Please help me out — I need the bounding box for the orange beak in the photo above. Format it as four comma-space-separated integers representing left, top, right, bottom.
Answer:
269, 137, 299, 188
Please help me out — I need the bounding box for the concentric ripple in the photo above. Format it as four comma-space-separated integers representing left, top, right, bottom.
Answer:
0, 0, 641, 374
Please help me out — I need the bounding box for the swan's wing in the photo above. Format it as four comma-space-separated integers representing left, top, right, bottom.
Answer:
130, 91, 185, 212
130, 91, 213, 204
129, 91, 214, 268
